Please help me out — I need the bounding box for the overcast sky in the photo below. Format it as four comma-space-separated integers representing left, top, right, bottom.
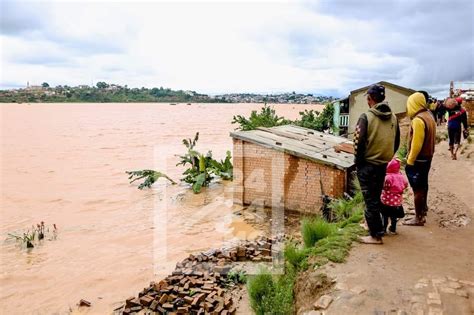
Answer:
1, 0, 473, 97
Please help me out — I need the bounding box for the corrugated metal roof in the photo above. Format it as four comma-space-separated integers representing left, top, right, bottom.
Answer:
230, 125, 355, 170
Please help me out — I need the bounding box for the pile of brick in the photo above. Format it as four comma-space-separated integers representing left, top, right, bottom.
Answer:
120, 236, 283, 315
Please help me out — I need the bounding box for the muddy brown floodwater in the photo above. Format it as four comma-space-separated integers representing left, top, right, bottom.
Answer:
0, 103, 320, 314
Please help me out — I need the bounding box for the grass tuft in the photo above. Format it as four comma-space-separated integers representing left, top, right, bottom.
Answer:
248, 180, 366, 314
330, 192, 364, 222
247, 266, 296, 315
301, 217, 337, 248
284, 242, 309, 269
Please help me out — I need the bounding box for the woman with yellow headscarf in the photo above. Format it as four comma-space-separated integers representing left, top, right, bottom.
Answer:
403, 92, 436, 226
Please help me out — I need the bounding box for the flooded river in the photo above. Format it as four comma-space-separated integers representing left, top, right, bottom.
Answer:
0, 103, 319, 314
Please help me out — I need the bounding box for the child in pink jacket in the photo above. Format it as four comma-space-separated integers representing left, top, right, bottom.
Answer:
381, 158, 409, 234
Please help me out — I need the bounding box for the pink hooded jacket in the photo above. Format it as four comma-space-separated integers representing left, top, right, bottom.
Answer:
381, 159, 409, 206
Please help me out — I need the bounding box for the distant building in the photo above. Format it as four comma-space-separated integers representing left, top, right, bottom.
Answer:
26, 85, 43, 91
333, 81, 415, 137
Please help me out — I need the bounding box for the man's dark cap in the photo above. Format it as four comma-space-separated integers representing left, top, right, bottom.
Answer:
365, 84, 385, 99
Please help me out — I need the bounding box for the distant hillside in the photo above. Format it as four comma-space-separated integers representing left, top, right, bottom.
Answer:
0, 83, 220, 103
0, 82, 335, 104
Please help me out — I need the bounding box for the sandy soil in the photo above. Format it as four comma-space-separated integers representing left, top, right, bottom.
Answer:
311, 137, 474, 315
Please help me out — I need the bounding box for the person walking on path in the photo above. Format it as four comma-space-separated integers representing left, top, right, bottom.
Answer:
446, 97, 469, 160
354, 84, 400, 244
381, 158, 408, 235
404, 92, 436, 226
435, 100, 446, 126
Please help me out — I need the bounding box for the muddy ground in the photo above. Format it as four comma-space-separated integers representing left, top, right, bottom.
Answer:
307, 138, 474, 315
238, 134, 474, 315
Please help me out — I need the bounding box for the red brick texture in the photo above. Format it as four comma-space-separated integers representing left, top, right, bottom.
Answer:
233, 139, 348, 214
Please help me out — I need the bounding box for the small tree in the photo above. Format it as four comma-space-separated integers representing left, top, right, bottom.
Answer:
294, 102, 335, 132
41, 82, 49, 88
96, 81, 109, 89
232, 104, 291, 131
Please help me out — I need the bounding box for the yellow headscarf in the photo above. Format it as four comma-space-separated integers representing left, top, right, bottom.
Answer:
406, 92, 427, 118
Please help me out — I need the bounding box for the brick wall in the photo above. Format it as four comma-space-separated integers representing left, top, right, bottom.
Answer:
233, 139, 348, 214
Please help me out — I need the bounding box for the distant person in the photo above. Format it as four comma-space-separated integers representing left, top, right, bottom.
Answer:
435, 100, 446, 126
418, 90, 430, 104
404, 92, 436, 226
446, 97, 469, 160
380, 158, 408, 235
418, 90, 445, 126
354, 84, 400, 244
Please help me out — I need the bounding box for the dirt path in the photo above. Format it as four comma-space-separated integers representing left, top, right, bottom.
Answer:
319, 140, 474, 315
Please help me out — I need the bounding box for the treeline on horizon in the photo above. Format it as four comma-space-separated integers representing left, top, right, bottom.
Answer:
0, 82, 225, 103
0, 82, 334, 104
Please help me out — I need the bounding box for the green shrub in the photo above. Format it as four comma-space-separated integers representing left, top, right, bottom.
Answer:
293, 103, 335, 132
248, 206, 365, 314
330, 191, 364, 222
232, 102, 336, 133
301, 217, 337, 248
247, 266, 296, 315
352, 190, 364, 204
330, 198, 354, 221
338, 208, 364, 228
232, 104, 291, 131
310, 223, 364, 264
284, 242, 309, 269
247, 269, 275, 314
226, 270, 247, 285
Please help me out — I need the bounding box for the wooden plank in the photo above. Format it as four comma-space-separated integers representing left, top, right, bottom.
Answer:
230, 125, 355, 168
257, 125, 334, 150
256, 127, 307, 141
247, 130, 323, 157
319, 148, 354, 165
266, 125, 353, 148
334, 143, 355, 154
251, 129, 354, 166
231, 131, 341, 167
303, 138, 339, 151
281, 125, 350, 145
252, 130, 328, 153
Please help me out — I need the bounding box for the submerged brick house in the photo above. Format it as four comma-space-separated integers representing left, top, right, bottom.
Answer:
230, 125, 355, 214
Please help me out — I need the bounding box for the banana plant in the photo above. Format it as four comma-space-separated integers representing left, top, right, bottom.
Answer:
126, 170, 177, 189
127, 132, 233, 193
178, 150, 214, 193
209, 150, 233, 180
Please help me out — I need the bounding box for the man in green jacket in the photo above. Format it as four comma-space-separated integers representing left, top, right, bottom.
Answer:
354, 84, 400, 244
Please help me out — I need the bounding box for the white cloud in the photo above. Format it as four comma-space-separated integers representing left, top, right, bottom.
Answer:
1, 0, 472, 96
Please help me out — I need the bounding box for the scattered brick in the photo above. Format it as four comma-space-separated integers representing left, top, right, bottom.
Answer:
120, 235, 285, 314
